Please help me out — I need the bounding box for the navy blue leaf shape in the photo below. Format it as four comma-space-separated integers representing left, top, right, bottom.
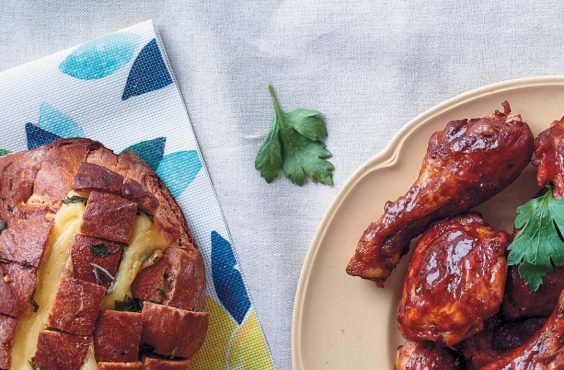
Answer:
121, 137, 166, 171
122, 39, 172, 100
211, 231, 251, 324
26, 122, 61, 150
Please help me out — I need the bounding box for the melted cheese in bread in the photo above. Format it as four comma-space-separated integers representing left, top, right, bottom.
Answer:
103, 212, 171, 308
10, 195, 170, 369
11, 201, 85, 370
80, 343, 98, 370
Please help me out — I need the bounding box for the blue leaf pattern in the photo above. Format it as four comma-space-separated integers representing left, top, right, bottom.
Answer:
26, 123, 61, 150
156, 151, 202, 197
211, 231, 251, 324
38, 102, 84, 138
122, 39, 172, 100
121, 137, 166, 171
59, 33, 141, 80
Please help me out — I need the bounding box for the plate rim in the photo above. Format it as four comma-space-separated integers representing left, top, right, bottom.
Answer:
291, 75, 564, 369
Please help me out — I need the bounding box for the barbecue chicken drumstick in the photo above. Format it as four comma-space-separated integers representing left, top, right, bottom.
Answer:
534, 117, 564, 197
481, 291, 564, 370
499, 117, 564, 320
502, 266, 564, 320
456, 315, 547, 369
500, 118, 564, 320
347, 102, 534, 285
397, 214, 509, 346
394, 341, 461, 370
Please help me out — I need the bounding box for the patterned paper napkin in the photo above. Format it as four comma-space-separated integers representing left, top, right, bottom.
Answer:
0, 20, 275, 369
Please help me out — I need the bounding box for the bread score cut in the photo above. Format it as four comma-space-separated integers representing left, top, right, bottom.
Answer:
0, 138, 207, 370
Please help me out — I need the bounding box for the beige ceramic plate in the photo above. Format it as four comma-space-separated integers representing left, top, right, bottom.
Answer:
292, 76, 564, 370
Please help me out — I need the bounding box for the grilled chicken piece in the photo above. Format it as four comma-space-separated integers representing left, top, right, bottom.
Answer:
456, 316, 546, 369
347, 102, 533, 284
394, 341, 461, 370
397, 214, 509, 345
455, 316, 502, 370
503, 266, 564, 320
481, 291, 564, 370
534, 117, 564, 197
493, 317, 548, 353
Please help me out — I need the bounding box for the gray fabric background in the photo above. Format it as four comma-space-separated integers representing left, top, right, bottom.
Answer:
1, 1, 563, 368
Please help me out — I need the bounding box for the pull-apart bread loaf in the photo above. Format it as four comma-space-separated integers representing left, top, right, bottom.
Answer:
0, 138, 208, 370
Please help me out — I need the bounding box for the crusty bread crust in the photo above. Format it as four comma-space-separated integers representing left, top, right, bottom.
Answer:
0, 138, 198, 253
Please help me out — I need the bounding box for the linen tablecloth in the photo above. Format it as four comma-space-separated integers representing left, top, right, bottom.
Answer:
2, 1, 564, 368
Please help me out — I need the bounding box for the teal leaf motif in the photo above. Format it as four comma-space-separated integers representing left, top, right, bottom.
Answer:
122, 39, 173, 100
121, 137, 166, 171
0, 149, 10, 157
156, 151, 202, 198
38, 102, 84, 138
60, 33, 141, 80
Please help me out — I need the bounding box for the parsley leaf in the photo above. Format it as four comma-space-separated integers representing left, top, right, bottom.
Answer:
90, 243, 112, 257
255, 85, 334, 186
140, 343, 155, 354
508, 187, 564, 291
156, 287, 169, 300
115, 296, 144, 312
62, 195, 88, 204
30, 295, 39, 312
255, 120, 283, 183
